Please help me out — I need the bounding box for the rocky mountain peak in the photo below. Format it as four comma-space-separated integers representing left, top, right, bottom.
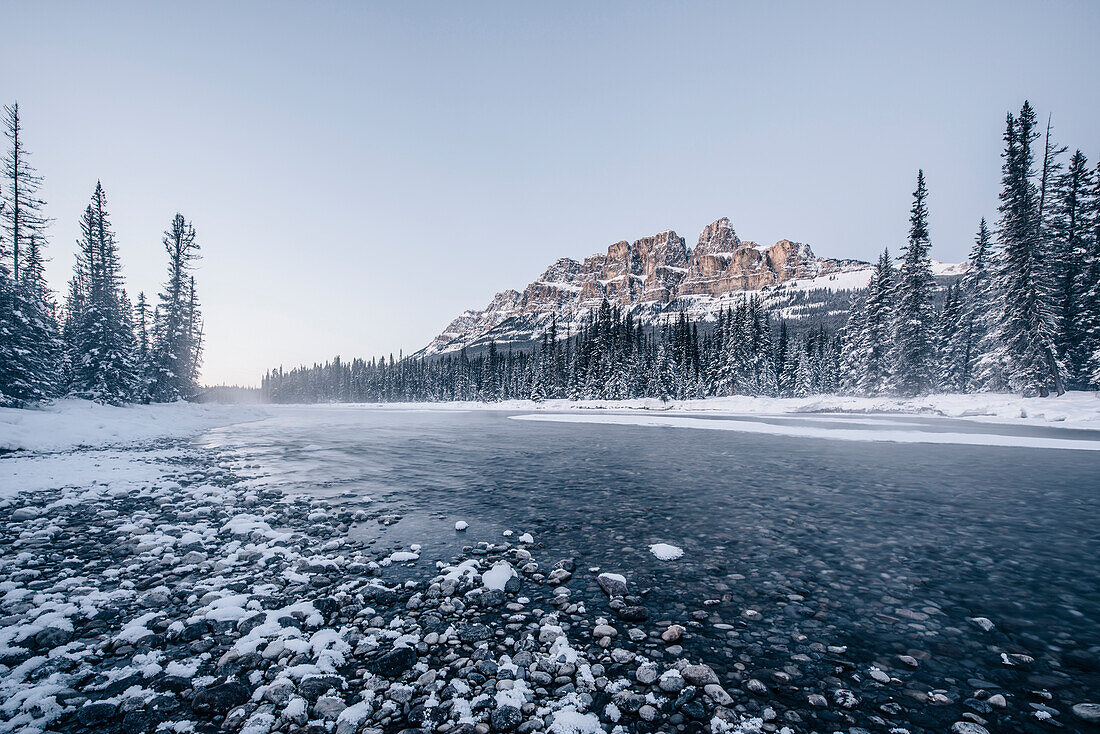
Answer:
694, 217, 741, 254
419, 217, 881, 356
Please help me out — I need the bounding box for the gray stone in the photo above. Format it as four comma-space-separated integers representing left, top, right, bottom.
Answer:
314, 694, 347, 719
77, 701, 118, 726
596, 574, 627, 597
1072, 703, 1100, 723
950, 723, 990, 734
369, 646, 417, 677
682, 664, 719, 686
191, 682, 250, 716
704, 684, 733, 706
491, 705, 522, 732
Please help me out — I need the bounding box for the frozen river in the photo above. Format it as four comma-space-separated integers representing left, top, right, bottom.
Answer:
199, 405, 1100, 731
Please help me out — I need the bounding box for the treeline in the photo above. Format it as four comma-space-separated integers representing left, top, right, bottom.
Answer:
0, 103, 204, 407
263, 301, 841, 403
265, 101, 1100, 404
844, 103, 1100, 397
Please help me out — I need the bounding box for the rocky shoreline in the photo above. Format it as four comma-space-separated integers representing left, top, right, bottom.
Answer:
1, 442, 1097, 734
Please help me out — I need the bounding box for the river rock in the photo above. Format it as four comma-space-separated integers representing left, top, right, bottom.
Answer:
491, 705, 522, 731
597, 573, 627, 597
192, 681, 250, 716
1072, 703, 1100, 723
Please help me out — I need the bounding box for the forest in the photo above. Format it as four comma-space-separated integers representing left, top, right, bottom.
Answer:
0, 103, 204, 407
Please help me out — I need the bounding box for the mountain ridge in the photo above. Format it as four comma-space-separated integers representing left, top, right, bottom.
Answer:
419, 217, 963, 357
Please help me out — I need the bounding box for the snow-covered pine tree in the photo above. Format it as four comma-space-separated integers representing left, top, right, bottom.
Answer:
185, 275, 203, 390
793, 343, 814, 397
133, 291, 154, 403
838, 293, 867, 394
0, 104, 61, 406
1050, 150, 1093, 386
2, 104, 49, 285
888, 170, 937, 396
775, 320, 792, 396
936, 282, 967, 391
989, 103, 1065, 396
1084, 161, 1100, 388
958, 219, 994, 392
150, 214, 201, 401
67, 183, 138, 403
856, 249, 896, 395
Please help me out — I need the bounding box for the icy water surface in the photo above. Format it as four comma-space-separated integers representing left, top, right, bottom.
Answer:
201, 405, 1100, 729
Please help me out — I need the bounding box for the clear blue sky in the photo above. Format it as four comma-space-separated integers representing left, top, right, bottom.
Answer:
3, 1, 1098, 386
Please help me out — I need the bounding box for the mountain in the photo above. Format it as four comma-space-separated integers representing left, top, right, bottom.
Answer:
419, 217, 963, 356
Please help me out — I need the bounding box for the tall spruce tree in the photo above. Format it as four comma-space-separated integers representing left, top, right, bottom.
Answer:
0, 104, 60, 406
2, 103, 49, 283
859, 249, 896, 394
150, 214, 202, 400
133, 291, 154, 403
1084, 161, 1100, 388
889, 170, 937, 396
66, 182, 138, 403
936, 282, 967, 391
1051, 150, 1093, 385
958, 218, 993, 391
989, 103, 1065, 396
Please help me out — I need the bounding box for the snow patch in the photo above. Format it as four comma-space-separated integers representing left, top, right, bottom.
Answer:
648, 543, 684, 561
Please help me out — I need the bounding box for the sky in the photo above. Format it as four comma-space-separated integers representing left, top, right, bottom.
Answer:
3, 2, 1099, 387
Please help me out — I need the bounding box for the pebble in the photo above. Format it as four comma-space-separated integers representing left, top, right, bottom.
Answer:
950, 723, 990, 734
657, 625, 682, 645
1072, 703, 1100, 723
491, 705, 522, 731
746, 678, 769, 695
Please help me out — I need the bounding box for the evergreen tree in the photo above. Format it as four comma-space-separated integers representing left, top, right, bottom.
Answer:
2, 103, 49, 283
839, 295, 867, 394
989, 103, 1065, 396
1084, 162, 1100, 388
959, 218, 993, 391
856, 249, 896, 394
133, 292, 154, 403
793, 344, 814, 397
889, 170, 937, 395
66, 183, 138, 403
936, 282, 967, 391
1050, 150, 1093, 385
0, 104, 60, 405
150, 214, 202, 400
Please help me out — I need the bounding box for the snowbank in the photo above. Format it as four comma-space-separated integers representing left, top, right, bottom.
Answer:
282, 392, 1100, 429
0, 399, 267, 453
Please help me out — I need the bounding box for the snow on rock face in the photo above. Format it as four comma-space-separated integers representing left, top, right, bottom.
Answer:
648, 543, 684, 561
454, 520, 468, 531
417, 217, 904, 357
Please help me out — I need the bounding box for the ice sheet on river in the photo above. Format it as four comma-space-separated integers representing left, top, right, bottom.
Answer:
509, 412, 1100, 451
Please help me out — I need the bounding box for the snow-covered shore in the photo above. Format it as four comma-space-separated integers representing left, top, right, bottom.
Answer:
1, 391, 1097, 457
0, 399, 267, 453
275, 391, 1100, 430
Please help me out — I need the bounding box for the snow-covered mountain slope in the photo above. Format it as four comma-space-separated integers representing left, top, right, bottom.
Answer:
419, 218, 966, 356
